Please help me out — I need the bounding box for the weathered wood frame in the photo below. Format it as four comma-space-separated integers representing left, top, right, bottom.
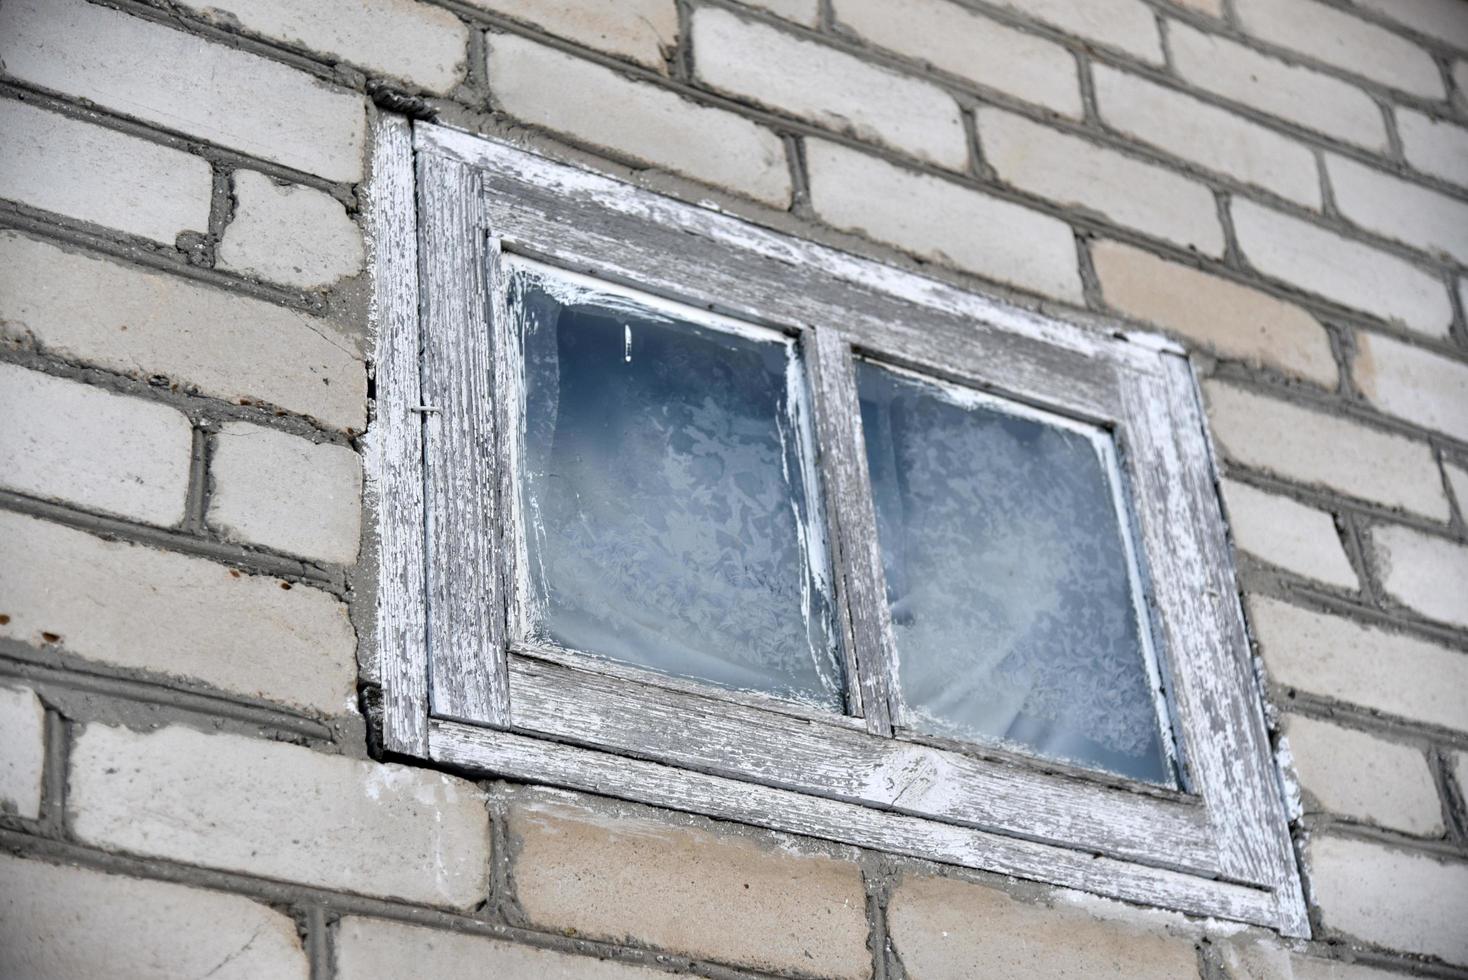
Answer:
369, 116, 1308, 935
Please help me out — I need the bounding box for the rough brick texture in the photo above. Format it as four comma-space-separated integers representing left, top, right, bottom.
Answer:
6, 0, 1468, 974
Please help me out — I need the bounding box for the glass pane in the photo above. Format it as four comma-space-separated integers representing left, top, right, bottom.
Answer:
857, 362, 1175, 785
509, 259, 844, 712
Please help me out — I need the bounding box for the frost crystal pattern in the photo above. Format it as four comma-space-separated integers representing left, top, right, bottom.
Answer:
858, 363, 1174, 785
512, 263, 844, 711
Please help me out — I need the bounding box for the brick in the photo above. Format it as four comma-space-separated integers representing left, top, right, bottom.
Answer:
1202, 382, 1447, 520
208, 421, 363, 564
1396, 109, 1468, 188
1220, 480, 1356, 589
1327, 155, 1468, 264
1369, 524, 1468, 629
486, 33, 791, 208
737, 0, 819, 26
805, 139, 1084, 302
175, 0, 468, 94
887, 873, 1200, 979
0, 686, 44, 820
71, 723, 490, 907
1169, 22, 1387, 151
1091, 240, 1336, 385
0, 99, 211, 245
977, 106, 1224, 255
1248, 596, 1468, 733
0, 511, 357, 716
692, 6, 967, 170
0, 0, 366, 182
1282, 714, 1442, 836
1354, 332, 1468, 444
217, 170, 365, 290
0, 362, 193, 526
1357, 0, 1468, 49
1233, 0, 1442, 98
468, 0, 677, 71
335, 917, 669, 979
1457, 752, 1468, 804
1170, 0, 1223, 16
1457, 61, 1468, 107
1222, 937, 1428, 979
1448, 459, 1468, 518
988, 0, 1163, 63
0, 232, 365, 433
1232, 198, 1452, 338
835, 0, 1082, 118
0, 855, 309, 980
509, 790, 870, 979
1093, 66, 1321, 208
1306, 834, 1468, 964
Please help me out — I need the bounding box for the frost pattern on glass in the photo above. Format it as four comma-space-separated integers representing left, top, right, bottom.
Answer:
858, 363, 1174, 785
511, 261, 844, 711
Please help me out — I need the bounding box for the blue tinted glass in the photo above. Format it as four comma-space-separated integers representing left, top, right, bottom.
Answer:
512, 261, 844, 711
858, 362, 1174, 785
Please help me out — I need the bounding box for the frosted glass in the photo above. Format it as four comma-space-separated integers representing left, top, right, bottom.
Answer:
511, 261, 844, 711
858, 362, 1175, 785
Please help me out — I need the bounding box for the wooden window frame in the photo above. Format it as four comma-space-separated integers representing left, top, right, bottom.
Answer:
369, 116, 1307, 935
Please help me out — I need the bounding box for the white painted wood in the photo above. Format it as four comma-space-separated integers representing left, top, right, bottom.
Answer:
365, 115, 429, 755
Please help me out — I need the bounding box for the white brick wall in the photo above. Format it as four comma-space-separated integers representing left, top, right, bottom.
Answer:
1220, 479, 1357, 589
834, 0, 1083, 118
0, 363, 194, 527
988, 0, 1163, 63
1395, 108, 1468, 187
1326, 155, 1468, 264
1356, 0, 1468, 49
0, 511, 358, 716
1353, 332, 1468, 444
217, 171, 365, 290
486, 32, 793, 208
0, 232, 365, 433
0, 0, 367, 182
70, 724, 491, 907
0, 856, 310, 979
469, 0, 678, 71
977, 106, 1224, 255
0, 686, 44, 821
0, 99, 212, 245
805, 139, 1084, 301
207, 422, 363, 564
692, 6, 968, 170
1282, 714, 1442, 835
1369, 524, 1468, 629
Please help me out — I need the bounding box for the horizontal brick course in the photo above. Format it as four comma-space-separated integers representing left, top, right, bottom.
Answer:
174, 0, 468, 94
988, 0, 1163, 63
887, 873, 1200, 978
1233, 0, 1443, 98
1396, 108, 1468, 188
335, 918, 670, 979
0, 511, 358, 716
207, 421, 363, 565
805, 139, 1084, 301
1369, 524, 1468, 629
1091, 239, 1336, 385
834, 0, 1083, 118
1220, 479, 1357, 588
1202, 381, 1447, 520
468, 0, 678, 71
1222, 938, 1432, 979
217, 170, 365, 290
70, 723, 491, 907
977, 106, 1224, 255
1326, 154, 1468, 265
1168, 22, 1388, 151
1282, 713, 1442, 836
0, 855, 310, 979
1092, 65, 1321, 209
1306, 834, 1468, 964
1231, 198, 1452, 339
0, 0, 367, 182
1248, 595, 1468, 733
692, 6, 968, 170
0, 362, 193, 527
0, 685, 45, 821
1354, 332, 1468, 445
1357, 0, 1468, 50
0, 99, 212, 245
508, 790, 871, 979
486, 32, 792, 208
0, 232, 366, 433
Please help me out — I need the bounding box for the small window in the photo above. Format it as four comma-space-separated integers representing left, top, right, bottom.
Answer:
369, 118, 1307, 935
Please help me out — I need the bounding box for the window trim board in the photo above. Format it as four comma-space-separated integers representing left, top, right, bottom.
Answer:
369, 117, 1309, 936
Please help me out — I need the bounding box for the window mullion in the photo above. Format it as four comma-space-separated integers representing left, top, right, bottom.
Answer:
806, 326, 902, 736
